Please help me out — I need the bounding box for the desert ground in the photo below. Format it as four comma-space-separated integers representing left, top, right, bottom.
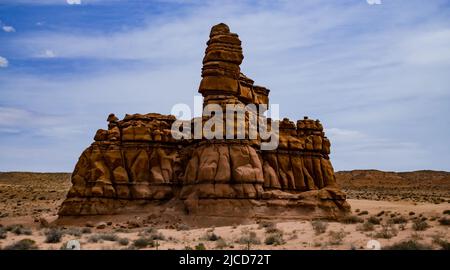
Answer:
0, 171, 449, 250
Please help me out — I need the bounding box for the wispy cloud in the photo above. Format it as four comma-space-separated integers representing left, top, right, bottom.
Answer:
67, 0, 81, 5
0, 0, 450, 171
0, 56, 8, 68
367, 0, 382, 5
36, 49, 56, 58
0, 106, 85, 138
2, 25, 15, 33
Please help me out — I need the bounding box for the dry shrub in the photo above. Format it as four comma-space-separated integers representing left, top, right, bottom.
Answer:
311, 220, 328, 235
328, 230, 347, 245
384, 240, 432, 250
412, 220, 429, 231
374, 224, 398, 239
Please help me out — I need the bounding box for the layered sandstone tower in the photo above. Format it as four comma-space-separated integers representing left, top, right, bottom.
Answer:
59, 23, 349, 221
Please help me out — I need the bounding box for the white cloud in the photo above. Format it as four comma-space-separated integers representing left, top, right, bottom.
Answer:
67, 0, 81, 5
0, 106, 85, 138
326, 128, 367, 142
1, 0, 450, 172
37, 49, 56, 58
2, 25, 15, 32
0, 56, 8, 68
366, 0, 382, 5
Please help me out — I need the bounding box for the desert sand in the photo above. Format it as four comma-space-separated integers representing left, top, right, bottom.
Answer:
0, 171, 449, 250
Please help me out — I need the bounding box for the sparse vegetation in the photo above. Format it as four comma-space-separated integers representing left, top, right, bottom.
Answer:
374, 224, 398, 239
389, 216, 407, 224
6, 224, 32, 235
238, 231, 261, 245
195, 243, 206, 250
64, 227, 82, 237
357, 210, 369, 216
118, 238, 129, 246
340, 215, 363, 224
133, 237, 154, 249
45, 228, 63, 243
215, 238, 228, 249
258, 220, 276, 230
412, 220, 429, 231
176, 223, 190, 231
311, 220, 328, 235
202, 231, 221, 241
4, 239, 38, 250
410, 232, 423, 241
356, 221, 374, 232
438, 217, 450, 225
367, 216, 381, 225
81, 227, 92, 234
88, 233, 119, 243
0, 227, 6, 239
384, 240, 432, 250
264, 224, 283, 235
431, 232, 450, 250
328, 230, 347, 245
443, 210, 450, 215
139, 227, 165, 240
264, 233, 285, 246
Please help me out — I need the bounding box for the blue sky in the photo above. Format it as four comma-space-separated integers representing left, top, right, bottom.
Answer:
0, 0, 450, 172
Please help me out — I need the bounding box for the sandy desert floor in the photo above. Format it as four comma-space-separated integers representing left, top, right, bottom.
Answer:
0, 171, 449, 250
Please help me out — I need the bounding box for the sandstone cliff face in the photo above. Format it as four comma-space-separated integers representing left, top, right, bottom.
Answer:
59, 23, 350, 221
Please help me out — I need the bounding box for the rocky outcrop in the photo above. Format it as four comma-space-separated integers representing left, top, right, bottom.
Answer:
59, 23, 350, 222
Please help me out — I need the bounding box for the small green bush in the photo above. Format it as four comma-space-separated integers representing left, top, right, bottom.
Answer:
195, 243, 206, 250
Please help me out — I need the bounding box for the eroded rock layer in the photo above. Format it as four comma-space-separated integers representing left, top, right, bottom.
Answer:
59, 23, 350, 221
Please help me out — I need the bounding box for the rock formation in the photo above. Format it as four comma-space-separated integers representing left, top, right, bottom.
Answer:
59, 23, 350, 223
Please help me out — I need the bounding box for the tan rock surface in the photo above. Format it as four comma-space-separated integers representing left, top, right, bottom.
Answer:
58, 23, 350, 222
